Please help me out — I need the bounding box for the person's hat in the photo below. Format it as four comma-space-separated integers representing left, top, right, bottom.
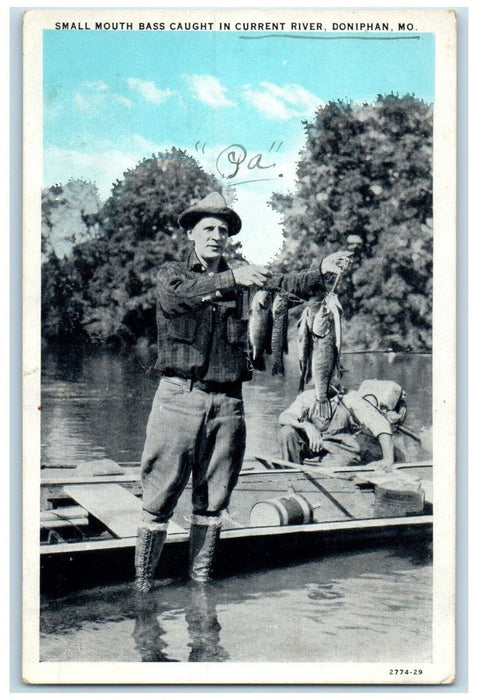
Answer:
358, 379, 403, 411
178, 192, 242, 236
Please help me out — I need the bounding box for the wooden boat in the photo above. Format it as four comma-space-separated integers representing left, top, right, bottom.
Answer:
40, 457, 432, 595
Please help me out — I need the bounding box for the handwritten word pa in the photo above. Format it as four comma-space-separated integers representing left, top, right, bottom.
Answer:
216, 143, 282, 179
195, 142, 283, 180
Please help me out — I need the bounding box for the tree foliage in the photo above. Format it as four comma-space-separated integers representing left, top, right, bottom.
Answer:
41, 179, 102, 259
271, 94, 433, 350
42, 150, 244, 345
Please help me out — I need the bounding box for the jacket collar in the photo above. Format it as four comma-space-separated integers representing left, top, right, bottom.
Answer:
187, 247, 230, 273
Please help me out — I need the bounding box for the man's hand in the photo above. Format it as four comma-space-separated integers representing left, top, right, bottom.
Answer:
303, 423, 323, 453
385, 402, 407, 431
233, 265, 271, 287
321, 250, 353, 275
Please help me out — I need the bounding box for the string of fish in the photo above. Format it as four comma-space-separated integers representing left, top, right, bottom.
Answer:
247, 287, 306, 375
247, 278, 342, 386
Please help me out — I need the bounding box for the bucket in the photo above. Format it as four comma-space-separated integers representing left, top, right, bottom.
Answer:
373, 480, 425, 518
249, 494, 314, 527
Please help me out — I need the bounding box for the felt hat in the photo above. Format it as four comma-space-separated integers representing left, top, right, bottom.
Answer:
178, 192, 242, 236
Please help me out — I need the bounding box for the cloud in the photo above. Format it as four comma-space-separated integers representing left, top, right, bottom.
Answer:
242, 81, 324, 120
83, 81, 108, 91
126, 78, 174, 105
44, 135, 170, 200
116, 95, 133, 108
73, 82, 132, 112
73, 93, 95, 112
183, 74, 235, 108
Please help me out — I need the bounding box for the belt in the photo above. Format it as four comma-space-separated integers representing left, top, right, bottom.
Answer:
162, 374, 242, 397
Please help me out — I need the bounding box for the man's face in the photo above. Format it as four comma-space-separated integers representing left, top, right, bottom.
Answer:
187, 216, 229, 263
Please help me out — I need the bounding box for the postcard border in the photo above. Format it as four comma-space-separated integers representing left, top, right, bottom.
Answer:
21, 6, 457, 686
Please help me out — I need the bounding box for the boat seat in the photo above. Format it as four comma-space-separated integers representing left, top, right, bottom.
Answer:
41, 505, 89, 529
63, 483, 186, 538
74, 459, 127, 477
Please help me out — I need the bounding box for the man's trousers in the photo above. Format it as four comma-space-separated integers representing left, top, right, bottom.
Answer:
140, 376, 246, 524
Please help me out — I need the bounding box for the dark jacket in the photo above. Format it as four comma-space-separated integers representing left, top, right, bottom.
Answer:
154, 249, 326, 384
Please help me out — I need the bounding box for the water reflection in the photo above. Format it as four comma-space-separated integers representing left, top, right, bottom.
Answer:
40, 345, 433, 662
131, 584, 229, 663
132, 596, 179, 663
40, 544, 431, 663
185, 585, 229, 662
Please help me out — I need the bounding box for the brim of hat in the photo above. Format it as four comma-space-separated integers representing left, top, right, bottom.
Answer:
178, 209, 241, 236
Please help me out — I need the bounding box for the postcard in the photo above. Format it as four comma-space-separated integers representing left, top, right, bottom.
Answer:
23, 7, 456, 685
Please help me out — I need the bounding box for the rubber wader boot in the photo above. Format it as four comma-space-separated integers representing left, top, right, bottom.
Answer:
188, 515, 222, 584
134, 526, 167, 594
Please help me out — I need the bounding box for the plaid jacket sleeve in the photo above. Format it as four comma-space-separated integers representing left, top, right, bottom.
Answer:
157, 262, 236, 316
268, 267, 325, 298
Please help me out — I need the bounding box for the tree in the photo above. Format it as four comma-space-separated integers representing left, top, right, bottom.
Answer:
41, 179, 102, 260
271, 94, 433, 350
41, 253, 85, 339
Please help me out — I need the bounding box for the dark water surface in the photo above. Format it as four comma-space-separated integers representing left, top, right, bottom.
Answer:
40, 345, 433, 663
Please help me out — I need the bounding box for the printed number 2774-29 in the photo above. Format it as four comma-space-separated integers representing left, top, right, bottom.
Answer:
389, 669, 423, 676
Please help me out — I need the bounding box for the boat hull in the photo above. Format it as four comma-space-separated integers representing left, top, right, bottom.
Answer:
40, 514, 432, 596
40, 459, 433, 595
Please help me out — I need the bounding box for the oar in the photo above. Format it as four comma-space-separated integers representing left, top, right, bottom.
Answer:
299, 468, 356, 519
256, 455, 431, 475
395, 424, 422, 443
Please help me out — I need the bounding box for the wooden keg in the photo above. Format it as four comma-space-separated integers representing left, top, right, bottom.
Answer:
249, 494, 314, 527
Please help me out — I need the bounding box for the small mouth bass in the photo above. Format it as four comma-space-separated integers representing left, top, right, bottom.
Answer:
311, 292, 342, 423
248, 290, 272, 371
271, 292, 289, 376
297, 301, 318, 391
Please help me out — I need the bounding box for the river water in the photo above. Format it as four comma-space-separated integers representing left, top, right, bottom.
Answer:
41, 344, 432, 466
40, 345, 433, 663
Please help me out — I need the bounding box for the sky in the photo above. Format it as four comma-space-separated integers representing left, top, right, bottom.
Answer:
43, 30, 435, 262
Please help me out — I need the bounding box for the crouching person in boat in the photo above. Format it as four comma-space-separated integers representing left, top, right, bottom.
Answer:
134, 191, 353, 594
278, 379, 407, 470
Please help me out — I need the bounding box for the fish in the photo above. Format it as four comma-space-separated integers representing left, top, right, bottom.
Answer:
271, 292, 289, 376
310, 292, 342, 424
297, 305, 313, 391
248, 290, 272, 371
297, 299, 323, 391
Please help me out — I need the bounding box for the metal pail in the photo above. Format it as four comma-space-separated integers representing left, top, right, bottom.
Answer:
249, 494, 314, 527
373, 480, 425, 518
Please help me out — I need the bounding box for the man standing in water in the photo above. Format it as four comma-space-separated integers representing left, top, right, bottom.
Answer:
135, 192, 352, 592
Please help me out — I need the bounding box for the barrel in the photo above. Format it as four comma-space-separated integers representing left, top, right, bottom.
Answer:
249, 494, 314, 527
373, 480, 425, 518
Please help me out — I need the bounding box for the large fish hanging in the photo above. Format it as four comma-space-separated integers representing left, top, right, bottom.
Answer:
311, 291, 342, 421
297, 299, 321, 391
248, 290, 273, 371
270, 292, 289, 376
297, 288, 342, 422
